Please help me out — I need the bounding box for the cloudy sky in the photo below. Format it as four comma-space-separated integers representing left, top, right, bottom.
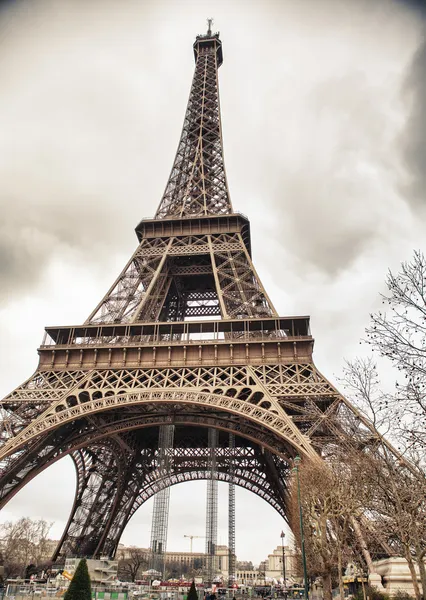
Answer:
0, 0, 425, 565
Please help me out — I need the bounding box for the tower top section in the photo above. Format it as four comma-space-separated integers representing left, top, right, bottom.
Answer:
152, 24, 231, 221
193, 19, 223, 67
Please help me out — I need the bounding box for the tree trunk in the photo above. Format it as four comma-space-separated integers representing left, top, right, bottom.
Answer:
405, 550, 421, 600
361, 576, 367, 600
337, 546, 344, 600
351, 517, 376, 575
323, 572, 333, 600
415, 550, 426, 600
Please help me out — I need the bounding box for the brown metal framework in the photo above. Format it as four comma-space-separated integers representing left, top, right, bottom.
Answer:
0, 26, 399, 562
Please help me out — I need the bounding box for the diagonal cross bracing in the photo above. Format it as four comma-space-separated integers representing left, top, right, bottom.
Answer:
155, 32, 231, 219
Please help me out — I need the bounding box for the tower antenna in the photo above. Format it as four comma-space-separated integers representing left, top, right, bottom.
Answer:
207, 17, 213, 36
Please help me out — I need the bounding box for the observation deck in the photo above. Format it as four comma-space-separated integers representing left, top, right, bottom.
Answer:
38, 316, 314, 371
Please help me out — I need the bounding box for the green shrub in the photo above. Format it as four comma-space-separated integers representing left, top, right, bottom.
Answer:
64, 558, 91, 600
393, 591, 415, 600
354, 585, 390, 600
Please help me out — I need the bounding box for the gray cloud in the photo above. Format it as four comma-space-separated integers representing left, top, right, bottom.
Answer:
270, 72, 399, 276
0, 0, 424, 293
0, 0, 174, 302
398, 0, 426, 13
400, 27, 426, 206
225, 0, 424, 277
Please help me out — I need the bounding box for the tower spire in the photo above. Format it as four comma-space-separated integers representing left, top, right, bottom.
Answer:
155, 29, 230, 219
85, 31, 276, 325
207, 17, 213, 36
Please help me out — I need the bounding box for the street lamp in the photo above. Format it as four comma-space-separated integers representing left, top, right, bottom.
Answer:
280, 530, 287, 598
293, 455, 309, 600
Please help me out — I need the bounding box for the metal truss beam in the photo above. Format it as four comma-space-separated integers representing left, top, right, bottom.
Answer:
53, 437, 289, 559
155, 31, 231, 219
54, 442, 122, 559
0, 405, 297, 511
1, 362, 344, 464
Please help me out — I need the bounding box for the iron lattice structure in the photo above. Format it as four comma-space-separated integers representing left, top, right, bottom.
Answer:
149, 425, 174, 576
0, 26, 402, 563
228, 433, 236, 586
205, 428, 218, 583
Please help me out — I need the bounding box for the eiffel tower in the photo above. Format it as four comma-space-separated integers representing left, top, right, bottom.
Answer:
0, 24, 392, 566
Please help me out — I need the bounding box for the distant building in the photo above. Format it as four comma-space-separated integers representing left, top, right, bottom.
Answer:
64, 557, 118, 585
236, 561, 254, 571
39, 539, 60, 562
215, 545, 231, 578
258, 560, 268, 574
116, 544, 232, 580
116, 546, 150, 561
236, 570, 265, 585
262, 546, 299, 582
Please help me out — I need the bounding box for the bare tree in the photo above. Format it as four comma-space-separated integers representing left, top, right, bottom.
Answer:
356, 448, 425, 600
340, 357, 390, 431
288, 253, 426, 600
164, 560, 183, 579
0, 517, 52, 579
117, 547, 148, 582
164, 558, 203, 580
342, 359, 426, 600
339, 253, 426, 596
288, 458, 363, 600
236, 561, 254, 571
366, 250, 426, 454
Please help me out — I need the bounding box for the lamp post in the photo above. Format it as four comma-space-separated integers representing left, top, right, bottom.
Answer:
293, 455, 309, 600
280, 530, 287, 598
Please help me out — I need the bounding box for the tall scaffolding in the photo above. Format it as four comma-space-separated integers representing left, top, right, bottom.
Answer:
205, 428, 218, 584
150, 425, 174, 578
228, 433, 236, 587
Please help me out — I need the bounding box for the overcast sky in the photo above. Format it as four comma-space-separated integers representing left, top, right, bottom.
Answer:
0, 0, 425, 566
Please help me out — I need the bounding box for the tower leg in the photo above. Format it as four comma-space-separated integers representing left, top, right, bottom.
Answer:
92, 445, 157, 558
228, 433, 236, 587
150, 425, 175, 578
53, 443, 123, 560
205, 428, 218, 584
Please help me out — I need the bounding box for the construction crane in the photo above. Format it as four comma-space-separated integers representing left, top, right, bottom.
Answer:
184, 534, 205, 553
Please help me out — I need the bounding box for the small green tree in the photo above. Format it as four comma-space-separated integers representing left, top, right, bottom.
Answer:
64, 559, 91, 600
187, 580, 198, 600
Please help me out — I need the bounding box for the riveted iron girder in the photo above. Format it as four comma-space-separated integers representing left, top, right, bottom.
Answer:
51, 432, 289, 559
